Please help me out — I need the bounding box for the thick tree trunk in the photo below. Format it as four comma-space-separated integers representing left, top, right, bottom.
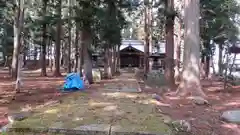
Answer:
53, 0, 62, 77
12, 0, 24, 79
40, 0, 48, 76
175, 38, 181, 82
12, 7, 20, 79
40, 34, 47, 76
82, 30, 93, 84
14, 0, 25, 92
174, 0, 183, 83
176, 0, 205, 97
165, 0, 175, 87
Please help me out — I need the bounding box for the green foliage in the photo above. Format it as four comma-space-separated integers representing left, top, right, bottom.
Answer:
200, 0, 240, 56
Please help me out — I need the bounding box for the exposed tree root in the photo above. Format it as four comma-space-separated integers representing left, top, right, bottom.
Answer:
175, 80, 207, 98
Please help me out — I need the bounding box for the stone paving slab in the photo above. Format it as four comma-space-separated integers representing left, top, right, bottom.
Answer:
7, 127, 110, 135
6, 126, 166, 135
221, 110, 240, 124
75, 124, 110, 131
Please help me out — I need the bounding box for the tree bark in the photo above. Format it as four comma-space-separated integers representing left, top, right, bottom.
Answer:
49, 39, 53, 71
66, 0, 72, 73
82, 29, 93, 84
74, 28, 79, 72
12, 2, 20, 79
176, 0, 205, 97
116, 45, 120, 73
104, 45, 113, 79
165, 0, 175, 87
112, 46, 117, 74
53, 0, 62, 77
107, 46, 113, 78
144, 4, 150, 75
15, 54, 23, 93
104, 46, 108, 78
12, 0, 24, 79
205, 55, 210, 78
77, 30, 83, 76
14, 0, 25, 92
40, 0, 48, 77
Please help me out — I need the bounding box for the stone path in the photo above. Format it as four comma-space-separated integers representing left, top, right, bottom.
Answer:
103, 69, 141, 92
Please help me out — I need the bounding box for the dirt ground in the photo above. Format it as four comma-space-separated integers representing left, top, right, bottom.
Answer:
0, 68, 240, 135
0, 68, 174, 134
142, 78, 240, 135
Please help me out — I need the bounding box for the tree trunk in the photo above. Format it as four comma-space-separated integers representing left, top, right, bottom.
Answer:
205, 55, 210, 78
12, 0, 24, 79
47, 37, 50, 67
210, 50, 216, 74
144, 5, 150, 75
49, 39, 53, 71
200, 55, 206, 78
174, 0, 183, 83
116, 45, 120, 73
77, 31, 83, 76
218, 44, 223, 75
40, 0, 48, 76
11, 4, 20, 79
176, 0, 205, 97
104, 46, 108, 78
112, 46, 117, 74
15, 54, 23, 93
82, 30, 93, 84
23, 48, 26, 67
202, 40, 211, 78
66, 0, 72, 73
40, 37, 47, 76
66, 32, 71, 73
74, 28, 79, 72
108, 46, 113, 78
165, 0, 175, 87
15, 0, 25, 92
175, 37, 181, 82
53, 0, 62, 77
62, 41, 67, 68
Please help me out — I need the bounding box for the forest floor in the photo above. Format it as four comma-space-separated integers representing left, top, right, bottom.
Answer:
0, 67, 239, 135
0, 68, 173, 134
141, 76, 240, 135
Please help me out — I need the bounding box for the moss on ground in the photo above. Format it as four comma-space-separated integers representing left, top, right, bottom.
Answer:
11, 91, 172, 134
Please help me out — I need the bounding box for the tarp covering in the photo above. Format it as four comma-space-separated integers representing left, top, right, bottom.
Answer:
62, 73, 85, 92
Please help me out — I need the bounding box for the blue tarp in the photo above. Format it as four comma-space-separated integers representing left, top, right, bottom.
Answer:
61, 73, 85, 92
